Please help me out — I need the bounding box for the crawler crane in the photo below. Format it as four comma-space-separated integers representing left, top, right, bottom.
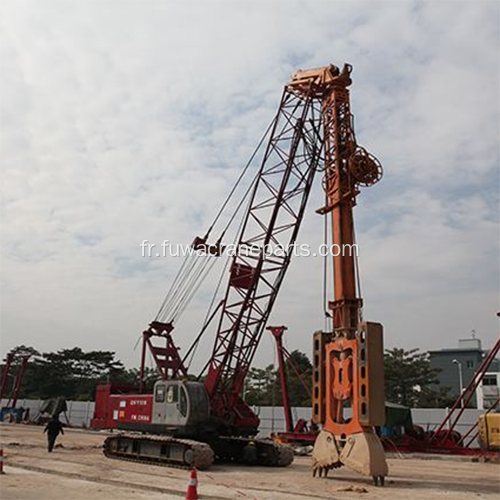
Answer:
96, 63, 387, 482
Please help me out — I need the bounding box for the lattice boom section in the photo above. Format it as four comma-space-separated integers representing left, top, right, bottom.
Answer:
205, 86, 325, 416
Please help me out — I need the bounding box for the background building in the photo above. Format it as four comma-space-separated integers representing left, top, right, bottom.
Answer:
429, 336, 500, 408
476, 372, 500, 410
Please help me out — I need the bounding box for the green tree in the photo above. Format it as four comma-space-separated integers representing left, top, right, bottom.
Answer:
384, 348, 449, 408
417, 385, 456, 408
243, 349, 313, 407
112, 367, 159, 393
4, 345, 40, 358
245, 365, 277, 405
3, 346, 128, 400
284, 350, 312, 407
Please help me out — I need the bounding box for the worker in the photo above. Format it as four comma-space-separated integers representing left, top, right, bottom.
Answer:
43, 415, 64, 452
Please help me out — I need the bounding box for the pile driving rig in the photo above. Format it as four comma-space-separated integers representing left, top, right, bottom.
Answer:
96, 63, 387, 481
301, 67, 388, 482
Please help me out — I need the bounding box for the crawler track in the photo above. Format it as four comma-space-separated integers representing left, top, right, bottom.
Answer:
103, 433, 294, 470
214, 436, 295, 467
103, 434, 215, 470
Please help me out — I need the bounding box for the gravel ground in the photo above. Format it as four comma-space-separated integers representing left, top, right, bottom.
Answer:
1, 423, 499, 500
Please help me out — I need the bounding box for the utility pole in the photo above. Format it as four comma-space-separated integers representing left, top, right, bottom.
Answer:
452, 359, 464, 408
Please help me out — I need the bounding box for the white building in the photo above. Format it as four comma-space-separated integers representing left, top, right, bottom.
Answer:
476, 372, 500, 410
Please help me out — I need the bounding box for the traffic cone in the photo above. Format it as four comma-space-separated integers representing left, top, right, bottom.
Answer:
0, 449, 4, 474
185, 467, 198, 500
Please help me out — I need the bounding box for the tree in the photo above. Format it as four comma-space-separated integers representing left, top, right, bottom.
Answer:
4, 345, 40, 359
4, 345, 128, 401
417, 385, 457, 408
245, 365, 277, 405
112, 367, 159, 393
243, 349, 313, 407
284, 350, 312, 407
384, 348, 450, 408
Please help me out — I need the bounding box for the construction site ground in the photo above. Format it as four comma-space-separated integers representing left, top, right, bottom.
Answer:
1, 423, 499, 500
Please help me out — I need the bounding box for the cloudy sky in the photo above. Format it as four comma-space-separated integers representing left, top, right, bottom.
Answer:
1, 0, 499, 372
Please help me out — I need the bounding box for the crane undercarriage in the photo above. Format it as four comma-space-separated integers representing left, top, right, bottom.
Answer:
100, 379, 294, 469
103, 434, 293, 470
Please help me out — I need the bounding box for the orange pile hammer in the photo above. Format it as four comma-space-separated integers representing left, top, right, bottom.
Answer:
185, 467, 198, 500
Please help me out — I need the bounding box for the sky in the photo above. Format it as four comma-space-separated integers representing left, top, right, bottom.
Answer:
0, 0, 499, 373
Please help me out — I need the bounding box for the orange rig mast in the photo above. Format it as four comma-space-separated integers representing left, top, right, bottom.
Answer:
289, 65, 387, 483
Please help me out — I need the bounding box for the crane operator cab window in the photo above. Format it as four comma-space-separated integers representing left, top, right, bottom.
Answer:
155, 383, 166, 403
165, 384, 187, 417
166, 384, 178, 403
179, 387, 187, 417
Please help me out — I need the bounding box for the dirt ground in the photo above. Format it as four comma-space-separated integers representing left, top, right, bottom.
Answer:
1, 423, 499, 500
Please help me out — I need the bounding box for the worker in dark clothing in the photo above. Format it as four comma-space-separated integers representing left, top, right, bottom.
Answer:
43, 415, 64, 452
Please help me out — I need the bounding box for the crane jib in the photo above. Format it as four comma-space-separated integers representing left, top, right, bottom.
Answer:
204, 83, 325, 428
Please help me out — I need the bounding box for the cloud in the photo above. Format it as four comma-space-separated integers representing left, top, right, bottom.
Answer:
0, 0, 498, 371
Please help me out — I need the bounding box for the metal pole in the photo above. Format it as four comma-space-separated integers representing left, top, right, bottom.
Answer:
268, 326, 293, 433
452, 359, 464, 408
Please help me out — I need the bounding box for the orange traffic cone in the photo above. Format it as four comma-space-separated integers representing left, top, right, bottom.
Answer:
185, 467, 198, 500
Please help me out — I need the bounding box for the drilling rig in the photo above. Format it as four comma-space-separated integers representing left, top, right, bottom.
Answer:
296, 66, 388, 483
95, 63, 387, 482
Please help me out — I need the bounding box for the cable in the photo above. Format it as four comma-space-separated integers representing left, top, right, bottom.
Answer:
155, 253, 197, 321
351, 210, 363, 322
171, 256, 218, 323
162, 256, 209, 322
153, 117, 276, 327
322, 189, 330, 332
155, 251, 193, 319
205, 116, 277, 239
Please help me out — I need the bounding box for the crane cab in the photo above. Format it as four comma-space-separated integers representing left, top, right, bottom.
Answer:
151, 380, 210, 434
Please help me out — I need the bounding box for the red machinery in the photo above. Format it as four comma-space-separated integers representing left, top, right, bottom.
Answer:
95, 64, 386, 479
0, 353, 16, 402
0, 353, 31, 408
268, 325, 318, 445
0, 352, 31, 421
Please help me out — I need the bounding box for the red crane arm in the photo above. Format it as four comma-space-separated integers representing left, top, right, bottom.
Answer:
204, 81, 324, 428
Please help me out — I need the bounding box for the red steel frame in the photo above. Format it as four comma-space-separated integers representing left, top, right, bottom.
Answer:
0, 353, 31, 408
204, 83, 324, 432
0, 353, 14, 401
138, 321, 187, 392
268, 326, 294, 433
268, 325, 318, 445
